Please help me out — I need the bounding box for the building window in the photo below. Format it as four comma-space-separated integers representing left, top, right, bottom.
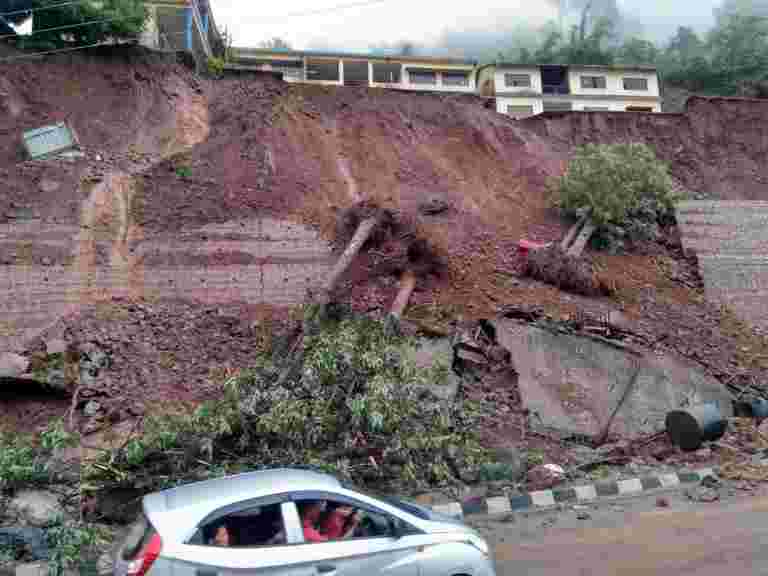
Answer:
372, 63, 401, 84
504, 73, 531, 88
542, 101, 573, 112
409, 70, 437, 85
507, 105, 535, 118
442, 72, 469, 86
306, 59, 340, 82
623, 77, 649, 91
580, 75, 606, 89
583, 106, 609, 111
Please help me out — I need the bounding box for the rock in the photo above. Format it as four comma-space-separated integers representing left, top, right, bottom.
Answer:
15, 563, 48, 576
39, 179, 60, 194
45, 370, 67, 392
83, 401, 102, 418
656, 496, 670, 508
0, 527, 49, 561
0, 353, 30, 378
527, 464, 566, 490
419, 195, 451, 216
695, 447, 712, 460
406, 338, 461, 402
96, 553, 112, 576
45, 340, 68, 356
685, 475, 721, 503
9, 491, 62, 528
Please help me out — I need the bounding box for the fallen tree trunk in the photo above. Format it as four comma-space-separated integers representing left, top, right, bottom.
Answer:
318, 215, 380, 315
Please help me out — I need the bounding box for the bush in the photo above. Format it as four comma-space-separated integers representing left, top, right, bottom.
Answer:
0, 421, 77, 490
87, 314, 489, 493
206, 56, 226, 78
552, 142, 683, 251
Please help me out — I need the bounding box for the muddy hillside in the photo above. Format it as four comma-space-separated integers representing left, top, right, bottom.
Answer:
3, 47, 768, 439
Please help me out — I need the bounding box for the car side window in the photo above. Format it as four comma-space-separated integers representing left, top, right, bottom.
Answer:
295, 497, 407, 543
191, 502, 287, 548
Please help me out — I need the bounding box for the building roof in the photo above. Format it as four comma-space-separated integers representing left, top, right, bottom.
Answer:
232, 47, 477, 67
494, 62, 658, 73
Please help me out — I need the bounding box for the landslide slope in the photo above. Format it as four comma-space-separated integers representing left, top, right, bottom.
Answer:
4, 49, 768, 435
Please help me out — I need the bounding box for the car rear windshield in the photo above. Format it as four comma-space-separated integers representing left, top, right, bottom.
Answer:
120, 513, 156, 560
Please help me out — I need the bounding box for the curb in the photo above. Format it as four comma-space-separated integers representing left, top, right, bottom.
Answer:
431, 464, 736, 519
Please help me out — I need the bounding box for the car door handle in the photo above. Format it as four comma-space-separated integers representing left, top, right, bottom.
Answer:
317, 565, 336, 574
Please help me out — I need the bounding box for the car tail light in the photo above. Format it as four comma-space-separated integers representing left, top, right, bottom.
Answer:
126, 533, 162, 576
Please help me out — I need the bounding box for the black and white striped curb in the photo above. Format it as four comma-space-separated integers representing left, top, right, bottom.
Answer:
431, 465, 731, 519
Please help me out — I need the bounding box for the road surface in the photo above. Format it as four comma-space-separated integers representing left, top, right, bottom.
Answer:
475, 486, 768, 575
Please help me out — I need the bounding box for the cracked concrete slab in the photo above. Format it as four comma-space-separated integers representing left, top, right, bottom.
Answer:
493, 319, 732, 438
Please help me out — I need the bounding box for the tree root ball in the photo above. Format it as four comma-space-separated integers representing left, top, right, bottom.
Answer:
336, 201, 397, 250
523, 245, 611, 297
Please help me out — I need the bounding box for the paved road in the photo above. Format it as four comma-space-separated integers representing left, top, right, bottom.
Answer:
478, 488, 768, 576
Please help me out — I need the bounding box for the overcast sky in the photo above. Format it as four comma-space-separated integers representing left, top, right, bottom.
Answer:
209, 0, 722, 53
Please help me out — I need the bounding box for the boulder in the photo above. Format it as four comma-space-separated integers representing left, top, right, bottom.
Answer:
405, 338, 460, 402
0, 353, 29, 379
527, 463, 566, 490
9, 491, 63, 528
44, 340, 68, 356
39, 179, 61, 194
419, 195, 450, 216
0, 527, 49, 561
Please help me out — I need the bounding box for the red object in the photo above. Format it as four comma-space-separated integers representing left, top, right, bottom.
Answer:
127, 533, 162, 576
303, 520, 328, 542
517, 239, 551, 257
321, 510, 347, 539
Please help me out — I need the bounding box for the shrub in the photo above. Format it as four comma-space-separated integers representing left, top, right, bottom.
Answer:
552, 142, 683, 251
0, 421, 77, 490
206, 56, 226, 78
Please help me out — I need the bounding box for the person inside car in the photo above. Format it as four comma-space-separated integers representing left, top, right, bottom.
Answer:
321, 502, 361, 540
207, 520, 231, 546
298, 501, 360, 543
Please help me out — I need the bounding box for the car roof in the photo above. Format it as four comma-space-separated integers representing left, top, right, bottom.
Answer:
146, 468, 342, 514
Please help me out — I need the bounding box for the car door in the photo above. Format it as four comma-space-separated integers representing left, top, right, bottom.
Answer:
166, 500, 315, 576
286, 492, 421, 576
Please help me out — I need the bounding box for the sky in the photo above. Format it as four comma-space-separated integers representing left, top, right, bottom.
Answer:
209, 0, 724, 53
210, 0, 558, 52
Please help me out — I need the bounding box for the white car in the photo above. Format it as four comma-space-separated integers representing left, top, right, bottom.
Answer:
112, 467, 495, 576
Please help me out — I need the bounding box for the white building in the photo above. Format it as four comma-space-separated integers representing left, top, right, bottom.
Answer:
226, 48, 478, 94
477, 63, 662, 118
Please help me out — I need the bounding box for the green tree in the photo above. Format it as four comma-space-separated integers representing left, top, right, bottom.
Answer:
708, 11, 768, 95
553, 142, 681, 250
27, 0, 147, 49
617, 37, 658, 65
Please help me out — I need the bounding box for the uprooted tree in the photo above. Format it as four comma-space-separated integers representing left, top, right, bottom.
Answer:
84, 313, 489, 494
552, 142, 683, 252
